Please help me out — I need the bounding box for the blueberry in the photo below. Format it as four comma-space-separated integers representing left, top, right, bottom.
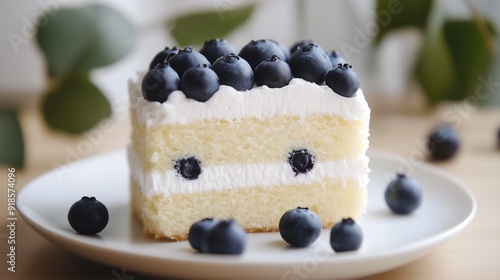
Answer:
180, 64, 219, 102
212, 54, 254, 91
141, 63, 180, 103
238, 39, 287, 70
385, 173, 422, 215
326, 50, 347, 67
205, 219, 247, 255
289, 43, 333, 84
279, 207, 322, 247
427, 124, 460, 160
149, 46, 179, 70
325, 63, 360, 98
68, 196, 109, 235
330, 218, 363, 252
188, 218, 219, 252
174, 156, 202, 180
168, 46, 211, 78
254, 55, 292, 88
199, 39, 237, 64
289, 40, 315, 56
270, 39, 291, 62
497, 127, 500, 149
288, 149, 315, 175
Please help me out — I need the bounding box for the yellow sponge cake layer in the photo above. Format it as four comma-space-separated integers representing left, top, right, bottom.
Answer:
131, 114, 368, 171
131, 177, 367, 241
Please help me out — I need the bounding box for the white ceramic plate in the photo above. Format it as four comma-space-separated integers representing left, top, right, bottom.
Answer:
17, 149, 476, 280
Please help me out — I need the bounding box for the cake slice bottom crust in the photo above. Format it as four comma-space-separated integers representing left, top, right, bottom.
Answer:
131, 178, 367, 241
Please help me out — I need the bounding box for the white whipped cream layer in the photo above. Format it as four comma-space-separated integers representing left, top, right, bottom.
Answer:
128, 147, 369, 197
129, 73, 370, 127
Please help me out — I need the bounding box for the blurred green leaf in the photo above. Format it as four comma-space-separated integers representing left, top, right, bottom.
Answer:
42, 73, 111, 134
168, 5, 255, 47
416, 19, 495, 104
415, 28, 455, 104
0, 109, 24, 168
442, 20, 494, 100
375, 0, 433, 43
36, 4, 136, 78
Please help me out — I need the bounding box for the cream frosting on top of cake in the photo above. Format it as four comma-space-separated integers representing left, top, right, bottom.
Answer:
129, 73, 370, 127
128, 147, 369, 197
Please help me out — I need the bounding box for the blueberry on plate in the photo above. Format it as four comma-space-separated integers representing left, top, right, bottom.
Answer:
385, 173, 422, 215
330, 218, 363, 252
289, 43, 333, 84
188, 218, 219, 252
142, 63, 180, 103
427, 124, 460, 160
324, 63, 360, 97
168, 46, 211, 78
238, 39, 287, 70
279, 206, 322, 247
68, 196, 109, 235
205, 219, 247, 255
212, 54, 254, 91
199, 39, 237, 64
181, 64, 220, 102
254, 55, 292, 88
149, 46, 178, 70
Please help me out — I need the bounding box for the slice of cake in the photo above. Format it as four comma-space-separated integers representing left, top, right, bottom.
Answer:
128, 39, 370, 240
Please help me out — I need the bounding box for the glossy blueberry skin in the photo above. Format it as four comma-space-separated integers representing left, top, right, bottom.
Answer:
205, 220, 247, 255
427, 124, 461, 160
168, 46, 211, 78
270, 39, 291, 62
385, 173, 422, 215
199, 39, 237, 64
212, 54, 254, 91
254, 55, 292, 88
68, 196, 109, 235
188, 218, 219, 252
238, 39, 287, 70
142, 63, 180, 103
289, 40, 315, 56
279, 207, 322, 247
149, 46, 178, 70
327, 50, 347, 68
180, 64, 220, 102
325, 63, 360, 98
330, 218, 363, 252
289, 43, 333, 84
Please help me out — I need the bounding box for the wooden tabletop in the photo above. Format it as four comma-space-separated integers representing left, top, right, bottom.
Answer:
1, 104, 499, 280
